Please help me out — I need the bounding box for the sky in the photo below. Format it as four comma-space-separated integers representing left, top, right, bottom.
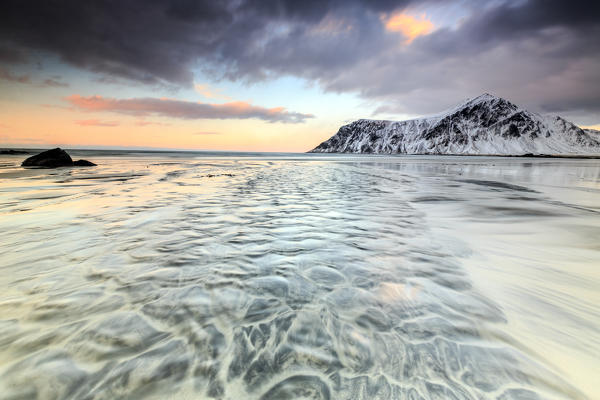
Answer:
1, 0, 599, 152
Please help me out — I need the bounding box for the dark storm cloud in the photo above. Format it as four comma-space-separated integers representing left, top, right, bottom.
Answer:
469, 0, 600, 39
295, 0, 600, 119
1, 0, 599, 121
0, 0, 410, 85
1, 1, 221, 84
0, 44, 27, 64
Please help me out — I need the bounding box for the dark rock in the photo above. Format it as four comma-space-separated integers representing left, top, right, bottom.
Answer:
73, 159, 97, 166
1, 149, 29, 154
22, 148, 73, 168
22, 148, 97, 168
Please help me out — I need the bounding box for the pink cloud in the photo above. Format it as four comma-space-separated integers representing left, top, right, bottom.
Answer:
75, 119, 120, 127
65, 95, 313, 123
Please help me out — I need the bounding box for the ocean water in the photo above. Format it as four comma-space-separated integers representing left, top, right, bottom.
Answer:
0, 151, 598, 400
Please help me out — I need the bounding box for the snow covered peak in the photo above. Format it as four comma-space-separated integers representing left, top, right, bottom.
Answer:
310, 94, 600, 155
466, 92, 501, 103
460, 93, 500, 106
439, 93, 519, 120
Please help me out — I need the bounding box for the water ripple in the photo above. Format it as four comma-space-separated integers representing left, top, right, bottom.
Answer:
0, 155, 598, 399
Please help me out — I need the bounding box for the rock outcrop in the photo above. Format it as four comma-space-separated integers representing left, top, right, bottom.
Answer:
73, 159, 97, 166
22, 148, 96, 168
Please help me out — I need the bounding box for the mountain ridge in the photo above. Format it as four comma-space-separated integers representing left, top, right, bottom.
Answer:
309, 94, 600, 155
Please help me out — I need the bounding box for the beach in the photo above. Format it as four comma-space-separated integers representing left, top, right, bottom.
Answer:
0, 151, 598, 399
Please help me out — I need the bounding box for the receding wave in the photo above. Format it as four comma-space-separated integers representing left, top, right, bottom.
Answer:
0, 154, 597, 399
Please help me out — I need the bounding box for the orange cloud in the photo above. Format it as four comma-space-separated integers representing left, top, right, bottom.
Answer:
75, 119, 120, 127
65, 95, 313, 123
382, 12, 434, 44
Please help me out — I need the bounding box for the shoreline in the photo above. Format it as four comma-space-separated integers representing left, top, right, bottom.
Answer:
306, 151, 600, 159
4, 148, 600, 159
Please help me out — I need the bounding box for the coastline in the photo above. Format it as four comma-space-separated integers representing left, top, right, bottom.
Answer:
306, 151, 600, 158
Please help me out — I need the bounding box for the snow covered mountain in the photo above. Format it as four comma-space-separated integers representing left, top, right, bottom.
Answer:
584, 128, 600, 142
310, 94, 600, 155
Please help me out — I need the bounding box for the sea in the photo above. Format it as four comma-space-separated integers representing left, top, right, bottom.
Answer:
0, 150, 598, 399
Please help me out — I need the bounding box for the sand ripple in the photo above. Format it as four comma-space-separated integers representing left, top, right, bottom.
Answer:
0, 155, 598, 399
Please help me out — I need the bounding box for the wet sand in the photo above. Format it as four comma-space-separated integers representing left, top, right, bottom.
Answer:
0, 152, 598, 399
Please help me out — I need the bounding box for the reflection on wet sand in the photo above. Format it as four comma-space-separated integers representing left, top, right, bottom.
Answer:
0, 154, 598, 399
377, 282, 422, 303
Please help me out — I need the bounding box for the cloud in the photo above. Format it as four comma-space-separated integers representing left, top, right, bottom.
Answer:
309, 15, 355, 36
134, 120, 171, 127
382, 11, 434, 43
41, 78, 69, 88
348, 0, 600, 119
0, 1, 415, 85
192, 131, 220, 135
1, 68, 70, 88
0, 67, 30, 83
65, 95, 314, 123
1, 0, 600, 123
194, 83, 231, 100
75, 119, 120, 127
0, 44, 27, 63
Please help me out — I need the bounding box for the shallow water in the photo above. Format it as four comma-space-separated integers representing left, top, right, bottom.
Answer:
0, 152, 598, 399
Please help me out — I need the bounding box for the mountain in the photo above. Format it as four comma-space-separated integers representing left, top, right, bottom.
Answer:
584, 128, 600, 142
309, 94, 600, 155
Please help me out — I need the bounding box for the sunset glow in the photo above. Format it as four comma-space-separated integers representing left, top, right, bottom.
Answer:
0, 1, 597, 151
382, 12, 434, 43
